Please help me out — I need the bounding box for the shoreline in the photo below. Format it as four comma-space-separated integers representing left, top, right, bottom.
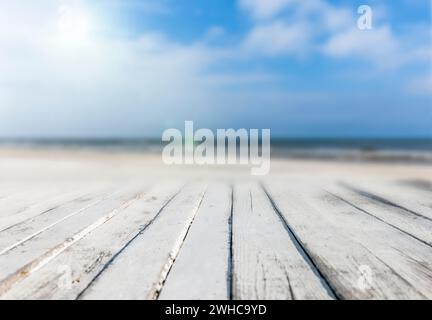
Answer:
1, 143, 432, 164
1, 146, 432, 182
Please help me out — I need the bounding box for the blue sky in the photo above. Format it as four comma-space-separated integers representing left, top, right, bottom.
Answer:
0, 0, 431, 138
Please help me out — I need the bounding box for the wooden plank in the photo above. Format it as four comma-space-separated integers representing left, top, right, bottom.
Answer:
325, 183, 432, 246
0, 185, 145, 295
0, 187, 117, 256
0, 191, 22, 204
231, 182, 334, 300
0, 183, 85, 215
392, 180, 432, 211
0, 184, 106, 231
399, 179, 432, 193
1, 181, 184, 299
263, 180, 426, 299
0, 185, 24, 202
0, 188, 66, 218
159, 182, 232, 300
340, 179, 432, 221
304, 183, 432, 299
78, 182, 207, 300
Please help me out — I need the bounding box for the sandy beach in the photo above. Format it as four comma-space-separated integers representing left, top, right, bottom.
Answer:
2, 146, 432, 181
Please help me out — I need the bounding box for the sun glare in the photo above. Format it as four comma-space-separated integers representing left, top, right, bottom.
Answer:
57, 5, 91, 44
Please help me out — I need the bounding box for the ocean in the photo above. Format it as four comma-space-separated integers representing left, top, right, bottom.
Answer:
1, 138, 431, 163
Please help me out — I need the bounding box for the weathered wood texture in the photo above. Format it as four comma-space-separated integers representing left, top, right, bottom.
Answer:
262, 181, 431, 299
159, 182, 231, 300
1, 182, 183, 299
232, 182, 334, 300
79, 182, 207, 300
0, 177, 431, 300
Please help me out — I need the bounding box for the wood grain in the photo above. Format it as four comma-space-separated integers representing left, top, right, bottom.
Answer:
78, 182, 207, 300
1, 181, 183, 299
0, 185, 145, 296
160, 182, 232, 300
232, 182, 334, 300
263, 181, 427, 299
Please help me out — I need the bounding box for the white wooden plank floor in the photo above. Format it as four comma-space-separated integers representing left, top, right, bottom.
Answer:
0, 176, 432, 300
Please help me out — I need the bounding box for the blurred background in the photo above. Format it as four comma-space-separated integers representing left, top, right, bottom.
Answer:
0, 0, 431, 166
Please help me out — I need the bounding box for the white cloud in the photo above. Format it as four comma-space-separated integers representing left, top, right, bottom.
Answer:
204, 26, 226, 41
323, 24, 432, 71
323, 26, 400, 66
240, 0, 355, 57
0, 1, 233, 137
319, 5, 353, 31
239, 0, 353, 30
240, 0, 429, 75
203, 72, 280, 87
405, 74, 432, 95
0, 0, 430, 137
2, 1, 321, 138
243, 20, 310, 56
238, 0, 295, 20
